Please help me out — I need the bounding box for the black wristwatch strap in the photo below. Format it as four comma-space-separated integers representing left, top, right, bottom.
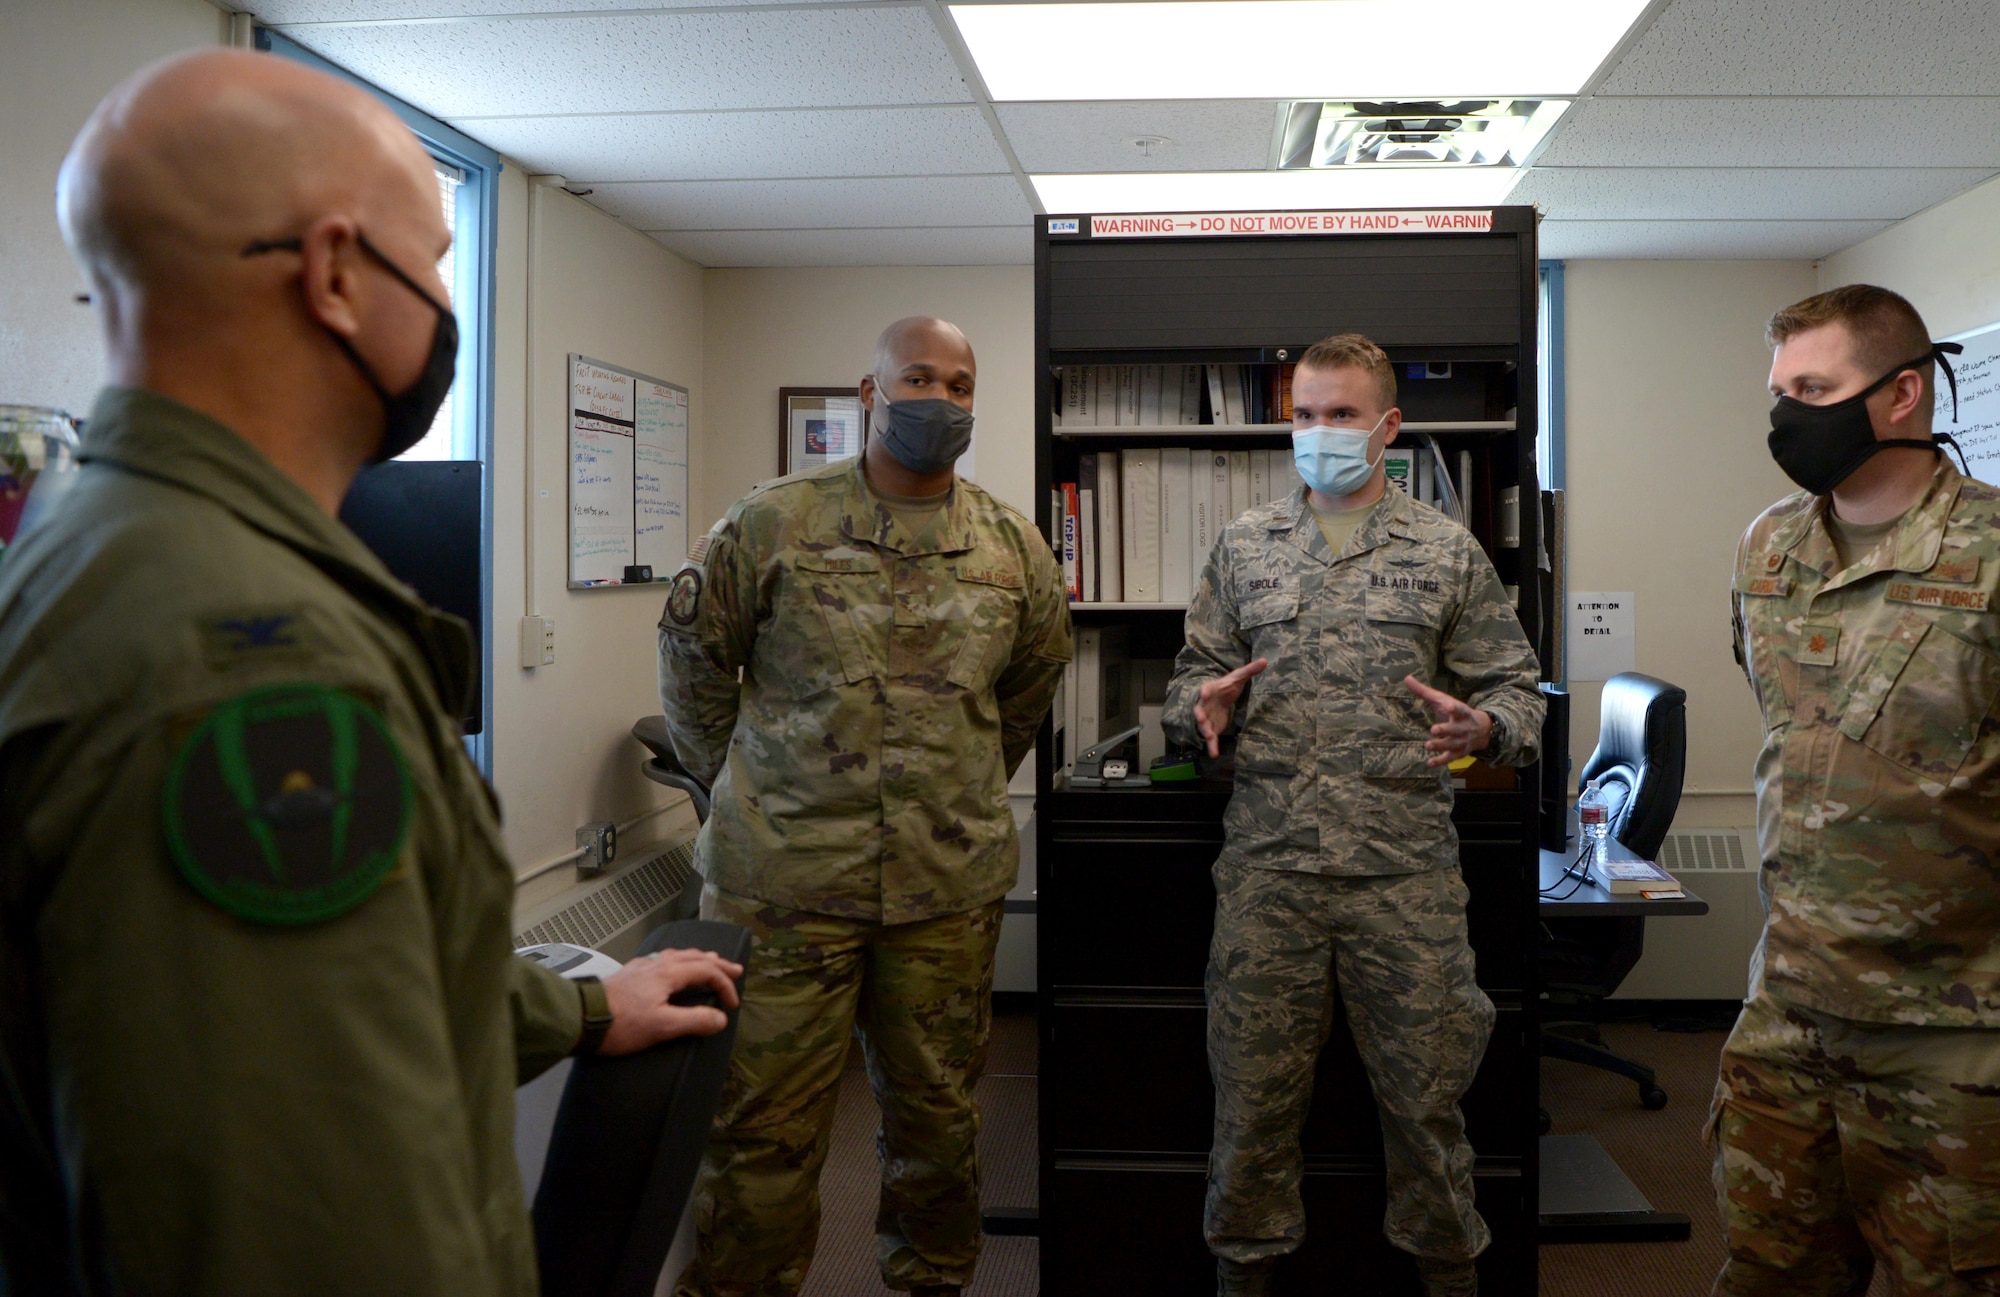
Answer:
574, 976, 614, 1056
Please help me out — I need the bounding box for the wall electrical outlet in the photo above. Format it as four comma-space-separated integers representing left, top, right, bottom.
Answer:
575, 821, 617, 877
519, 615, 555, 668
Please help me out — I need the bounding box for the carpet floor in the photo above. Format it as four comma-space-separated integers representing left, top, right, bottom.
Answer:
798, 1007, 1041, 1297
781, 1011, 1896, 1296
1537, 1020, 1890, 1297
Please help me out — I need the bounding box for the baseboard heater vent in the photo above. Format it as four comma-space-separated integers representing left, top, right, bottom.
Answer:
1612, 828, 1763, 1001
1655, 831, 1751, 873
514, 841, 696, 951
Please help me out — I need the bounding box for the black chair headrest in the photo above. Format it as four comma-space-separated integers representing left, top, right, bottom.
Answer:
1577, 671, 1687, 862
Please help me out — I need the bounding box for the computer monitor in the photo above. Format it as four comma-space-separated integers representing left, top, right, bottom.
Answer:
338, 460, 484, 733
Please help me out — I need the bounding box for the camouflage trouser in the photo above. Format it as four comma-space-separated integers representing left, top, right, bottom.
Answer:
673, 887, 1004, 1297
1708, 994, 2000, 1296
1205, 860, 1495, 1266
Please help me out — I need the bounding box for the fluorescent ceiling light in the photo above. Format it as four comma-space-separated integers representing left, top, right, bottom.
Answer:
1031, 168, 1524, 214
951, 0, 1650, 102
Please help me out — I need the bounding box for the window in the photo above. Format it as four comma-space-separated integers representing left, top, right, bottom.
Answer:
1537, 259, 1565, 493
402, 159, 466, 461
255, 28, 498, 467
257, 28, 500, 765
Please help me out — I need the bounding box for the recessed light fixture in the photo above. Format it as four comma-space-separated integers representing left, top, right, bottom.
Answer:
950, 0, 1650, 102
1280, 100, 1570, 169
1031, 167, 1524, 215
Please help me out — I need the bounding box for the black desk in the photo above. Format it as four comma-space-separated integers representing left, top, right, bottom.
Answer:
1538, 839, 1709, 1245
1538, 841, 1708, 916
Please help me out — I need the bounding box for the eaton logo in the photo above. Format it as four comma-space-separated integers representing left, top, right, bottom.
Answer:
1046, 218, 1080, 234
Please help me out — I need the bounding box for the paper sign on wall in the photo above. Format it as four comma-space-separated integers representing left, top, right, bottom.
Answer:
1567, 592, 1636, 682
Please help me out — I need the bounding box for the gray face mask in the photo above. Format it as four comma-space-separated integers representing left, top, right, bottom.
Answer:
872, 379, 974, 474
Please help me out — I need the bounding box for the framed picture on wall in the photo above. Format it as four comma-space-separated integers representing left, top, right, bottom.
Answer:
780, 388, 868, 476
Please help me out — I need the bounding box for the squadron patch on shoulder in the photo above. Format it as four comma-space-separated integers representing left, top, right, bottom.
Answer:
665, 567, 704, 627
162, 683, 412, 925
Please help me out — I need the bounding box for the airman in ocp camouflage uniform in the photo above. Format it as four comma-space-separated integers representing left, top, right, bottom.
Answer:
1717, 285, 2000, 1295
1164, 336, 1543, 1297
660, 318, 1070, 1297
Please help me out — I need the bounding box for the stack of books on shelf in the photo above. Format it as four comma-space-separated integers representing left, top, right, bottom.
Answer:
1055, 363, 1294, 427
1054, 449, 1305, 605
1055, 446, 1523, 606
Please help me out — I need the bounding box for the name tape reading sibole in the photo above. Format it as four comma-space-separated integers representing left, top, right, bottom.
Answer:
1084, 210, 1493, 239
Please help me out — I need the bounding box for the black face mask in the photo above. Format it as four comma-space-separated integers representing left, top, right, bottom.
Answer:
244, 233, 459, 462
1767, 341, 1965, 495
872, 388, 975, 475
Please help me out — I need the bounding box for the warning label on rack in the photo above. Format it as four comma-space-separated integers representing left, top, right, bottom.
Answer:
1086, 210, 1493, 238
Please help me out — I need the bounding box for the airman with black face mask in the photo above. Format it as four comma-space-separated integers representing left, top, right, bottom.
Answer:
0, 49, 740, 1295
1716, 283, 2000, 1296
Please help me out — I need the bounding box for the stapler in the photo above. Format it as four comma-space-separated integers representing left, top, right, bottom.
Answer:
1069, 725, 1152, 788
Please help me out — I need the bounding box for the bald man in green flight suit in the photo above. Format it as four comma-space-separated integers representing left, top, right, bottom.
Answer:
0, 49, 739, 1296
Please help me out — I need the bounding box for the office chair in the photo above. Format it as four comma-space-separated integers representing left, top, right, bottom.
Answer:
531, 919, 751, 1297
1540, 671, 1687, 1111
633, 716, 710, 920
530, 725, 744, 1297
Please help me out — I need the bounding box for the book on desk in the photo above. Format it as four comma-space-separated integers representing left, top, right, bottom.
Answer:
1596, 857, 1681, 895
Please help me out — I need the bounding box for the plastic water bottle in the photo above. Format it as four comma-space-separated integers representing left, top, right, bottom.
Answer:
1577, 778, 1611, 854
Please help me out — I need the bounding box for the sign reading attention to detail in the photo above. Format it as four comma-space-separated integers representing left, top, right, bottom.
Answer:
1567, 592, 1637, 682
1086, 210, 1493, 239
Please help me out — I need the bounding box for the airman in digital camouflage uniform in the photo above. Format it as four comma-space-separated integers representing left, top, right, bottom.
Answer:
659, 317, 1071, 1297
0, 51, 738, 1297
1717, 284, 2000, 1295
1164, 335, 1544, 1297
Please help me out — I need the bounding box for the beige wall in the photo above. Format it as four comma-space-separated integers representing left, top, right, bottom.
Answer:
0, 0, 225, 411
1818, 173, 2000, 340
490, 178, 708, 876
1561, 261, 1815, 828
698, 266, 1036, 524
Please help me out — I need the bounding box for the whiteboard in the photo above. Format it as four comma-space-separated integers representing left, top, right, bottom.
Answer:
1937, 321, 2000, 485
568, 355, 689, 587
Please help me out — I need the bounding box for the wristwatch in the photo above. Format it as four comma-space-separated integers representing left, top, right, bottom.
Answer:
1479, 711, 1506, 760
574, 976, 614, 1056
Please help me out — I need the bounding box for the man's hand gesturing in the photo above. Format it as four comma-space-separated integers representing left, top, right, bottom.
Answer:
1404, 675, 1493, 768
597, 947, 745, 1056
1194, 658, 1270, 758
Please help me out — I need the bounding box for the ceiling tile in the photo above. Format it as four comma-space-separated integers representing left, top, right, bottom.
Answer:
283, 9, 969, 118
995, 101, 1277, 173
1538, 97, 2000, 169
468, 107, 1010, 181
1598, 0, 2000, 96
257, 0, 849, 17
1539, 219, 1894, 260
592, 175, 1031, 230
650, 225, 1032, 268
1510, 166, 1997, 221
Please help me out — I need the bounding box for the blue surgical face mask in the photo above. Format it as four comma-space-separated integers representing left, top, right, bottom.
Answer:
1292, 411, 1388, 498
